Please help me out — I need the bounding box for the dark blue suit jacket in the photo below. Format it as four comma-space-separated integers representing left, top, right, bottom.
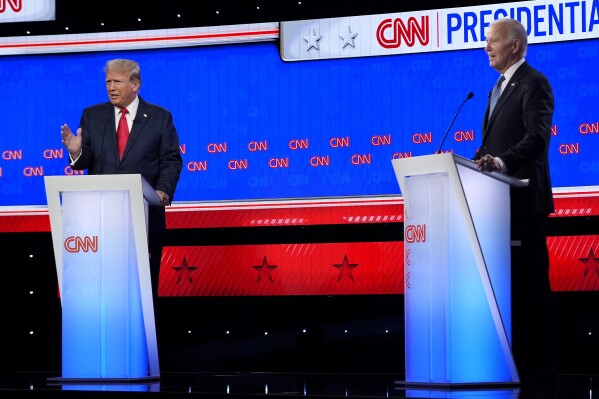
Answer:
478, 61, 554, 215
478, 62, 557, 379
72, 96, 182, 201
71, 96, 183, 295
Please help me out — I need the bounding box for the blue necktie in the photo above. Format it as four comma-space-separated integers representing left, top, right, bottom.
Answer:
488, 75, 505, 119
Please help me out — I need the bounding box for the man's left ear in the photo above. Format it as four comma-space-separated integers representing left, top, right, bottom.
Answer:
513, 39, 521, 54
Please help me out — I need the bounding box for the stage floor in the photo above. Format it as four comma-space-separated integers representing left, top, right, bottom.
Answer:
0, 371, 593, 398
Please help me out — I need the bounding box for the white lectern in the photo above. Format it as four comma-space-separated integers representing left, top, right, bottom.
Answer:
44, 174, 161, 382
392, 153, 527, 387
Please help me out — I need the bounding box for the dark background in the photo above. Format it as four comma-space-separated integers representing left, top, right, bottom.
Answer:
2, 0, 598, 377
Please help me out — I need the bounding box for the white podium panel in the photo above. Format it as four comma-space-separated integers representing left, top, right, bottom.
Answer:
392, 153, 526, 387
45, 174, 160, 382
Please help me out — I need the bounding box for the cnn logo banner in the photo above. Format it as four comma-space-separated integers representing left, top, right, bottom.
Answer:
0, 0, 54, 23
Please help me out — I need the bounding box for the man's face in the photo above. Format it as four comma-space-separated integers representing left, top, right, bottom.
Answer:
105, 69, 138, 108
485, 22, 519, 74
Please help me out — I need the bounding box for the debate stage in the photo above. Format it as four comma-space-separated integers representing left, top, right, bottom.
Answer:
0, 370, 593, 398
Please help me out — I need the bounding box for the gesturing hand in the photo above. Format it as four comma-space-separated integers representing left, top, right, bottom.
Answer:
61, 124, 83, 158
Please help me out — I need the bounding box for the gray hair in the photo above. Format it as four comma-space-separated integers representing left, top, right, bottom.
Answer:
104, 58, 141, 85
494, 18, 528, 57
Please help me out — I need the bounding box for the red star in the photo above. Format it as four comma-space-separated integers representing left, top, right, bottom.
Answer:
333, 254, 359, 282
172, 257, 198, 284
252, 256, 278, 283
580, 247, 599, 277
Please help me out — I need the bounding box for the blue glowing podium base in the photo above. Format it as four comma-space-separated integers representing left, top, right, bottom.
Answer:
392, 153, 527, 387
45, 174, 161, 382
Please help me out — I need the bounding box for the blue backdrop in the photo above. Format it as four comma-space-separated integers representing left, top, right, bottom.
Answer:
0, 37, 597, 206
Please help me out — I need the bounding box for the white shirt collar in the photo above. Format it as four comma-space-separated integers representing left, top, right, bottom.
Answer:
502, 58, 525, 88
114, 95, 140, 118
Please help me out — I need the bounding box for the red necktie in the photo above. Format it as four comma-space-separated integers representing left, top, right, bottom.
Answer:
117, 108, 129, 160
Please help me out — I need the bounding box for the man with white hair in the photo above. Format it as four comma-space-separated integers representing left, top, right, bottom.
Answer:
474, 18, 556, 387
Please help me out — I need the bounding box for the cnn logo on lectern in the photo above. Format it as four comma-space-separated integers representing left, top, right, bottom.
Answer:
405, 224, 426, 243
64, 236, 99, 253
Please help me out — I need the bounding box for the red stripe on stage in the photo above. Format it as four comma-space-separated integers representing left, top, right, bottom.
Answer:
0, 214, 51, 232
166, 200, 404, 228
2, 192, 599, 294
157, 235, 599, 296
158, 242, 405, 296
1, 190, 597, 232
548, 235, 599, 292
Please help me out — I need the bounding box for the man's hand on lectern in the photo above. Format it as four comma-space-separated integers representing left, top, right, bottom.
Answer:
476, 154, 500, 173
156, 190, 170, 206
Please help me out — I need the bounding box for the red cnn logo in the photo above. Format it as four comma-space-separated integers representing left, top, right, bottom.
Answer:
405, 224, 426, 243
64, 236, 99, 253
0, 0, 22, 13
376, 16, 429, 48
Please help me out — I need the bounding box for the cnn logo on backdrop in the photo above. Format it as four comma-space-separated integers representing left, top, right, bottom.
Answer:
376, 16, 429, 48
0, 0, 55, 23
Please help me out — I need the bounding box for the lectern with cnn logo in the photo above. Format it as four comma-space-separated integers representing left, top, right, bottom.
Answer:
44, 174, 161, 382
391, 153, 527, 387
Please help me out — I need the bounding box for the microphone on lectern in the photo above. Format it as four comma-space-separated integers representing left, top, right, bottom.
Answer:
436, 92, 474, 154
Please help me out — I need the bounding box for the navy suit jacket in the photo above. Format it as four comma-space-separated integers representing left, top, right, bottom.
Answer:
71, 96, 183, 294
477, 61, 554, 215
72, 96, 183, 201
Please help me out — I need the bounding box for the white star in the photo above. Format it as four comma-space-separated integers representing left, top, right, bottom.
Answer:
340, 25, 358, 49
303, 28, 322, 51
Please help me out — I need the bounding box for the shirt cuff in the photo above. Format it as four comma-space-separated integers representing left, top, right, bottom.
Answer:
495, 157, 507, 173
69, 150, 82, 165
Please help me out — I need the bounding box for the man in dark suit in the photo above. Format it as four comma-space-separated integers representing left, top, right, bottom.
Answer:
60, 58, 183, 302
474, 19, 556, 385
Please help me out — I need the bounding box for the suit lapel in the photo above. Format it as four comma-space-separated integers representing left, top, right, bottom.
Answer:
102, 105, 118, 157
484, 62, 530, 137
489, 78, 519, 122
483, 93, 492, 133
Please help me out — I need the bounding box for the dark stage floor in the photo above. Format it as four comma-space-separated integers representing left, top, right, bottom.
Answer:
0, 371, 595, 399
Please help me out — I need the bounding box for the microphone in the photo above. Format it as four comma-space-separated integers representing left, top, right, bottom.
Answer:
436, 92, 474, 154
96, 119, 110, 175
